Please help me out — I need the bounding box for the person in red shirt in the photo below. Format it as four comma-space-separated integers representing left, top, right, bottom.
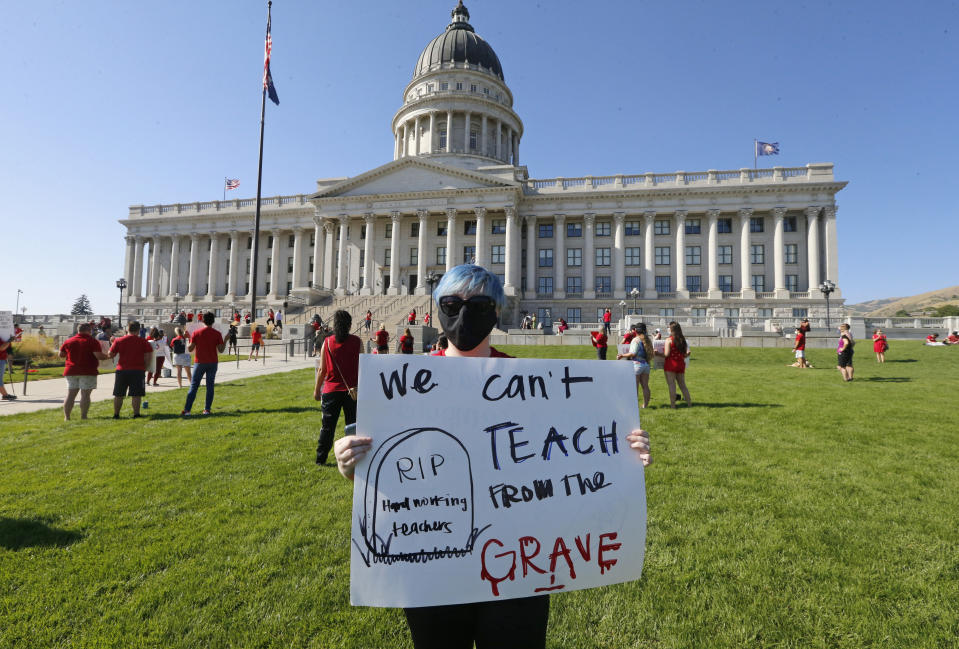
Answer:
187, 312, 194, 322
602, 308, 612, 335
107, 321, 154, 418
249, 325, 264, 361
947, 331, 959, 345
397, 327, 415, 354
331, 264, 652, 649
872, 328, 888, 363
0, 334, 15, 401
408, 309, 416, 326
59, 322, 108, 420
423, 312, 431, 327
372, 323, 390, 354
313, 310, 361, 465
182, 312, 225, 416
590, 329, 609, 360
792, 326, 809, 368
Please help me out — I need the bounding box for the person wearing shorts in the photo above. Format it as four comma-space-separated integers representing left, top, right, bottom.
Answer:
170, 327, 192, 387
373, 323, 389, 354
249, 326, 263, 360
59, 322, 108, 420
107, 321, 153, 418
791, 327, 808, 368
0, 334, 15, 401
617, 323, 654, 409
837, 323, 855, 382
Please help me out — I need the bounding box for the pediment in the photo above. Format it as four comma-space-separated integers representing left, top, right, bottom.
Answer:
311, 158, 516, 199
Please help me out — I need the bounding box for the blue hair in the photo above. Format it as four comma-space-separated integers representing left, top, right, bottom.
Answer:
433, 264, 505, 311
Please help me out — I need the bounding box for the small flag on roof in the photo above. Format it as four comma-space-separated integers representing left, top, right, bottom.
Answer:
225, 178, 240, 190
756, 141, 780, 156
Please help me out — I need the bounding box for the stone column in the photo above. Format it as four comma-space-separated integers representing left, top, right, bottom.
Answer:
504, 206, 518, 296
674, 210, 688, 297
464, 112, 471, 152
513, 133, 520, 166
415, 210, 428, 294
773, 207, 787, 297
187, 233, 200, 299
206, 233, 220, 299
323, 221, 335, 290
706, 209, 721, 298
292, 227, 308, 290
132, 236, 144, 298
583, 213, 596, 299
150, 238, 162, 299
414, 117, 421, 156
506, 126, 513, 163
362, 213, 375, 295
806, 206, 821, 293
226, 231, 239, 298
123, 236, 136, 292
312, 214, 325, 290
525, 214, 537, 298
335, 216, 349, 295
394, 131, 400, 160
481, 115, 488, 156
613, 212, 626, 298
169, 235, 181, 297
823, 205, 840, 295
445, 208, 457, 271
428, 112, 436, 154
739, 208, 755, 298
474, 207, 488, 267
400, 123, 407, 158
269, 229, 283, 298
494, 119, 501, 159
446, 110, 453, 153
387, 211, 401, 295
642, 211, 656, 298
553, 214, 567, 299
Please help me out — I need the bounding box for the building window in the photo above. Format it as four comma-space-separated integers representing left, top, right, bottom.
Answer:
436, 247, 446, 265
595, 276, 611, 294
463, 246, 475, 264
439, 129, 447, 149
567, 222, 582, 238
785, 243, 798, 264
310, 232, 315, 246
266, 259, 272, 273
226, 238, 232, 251
268, 235, 274, 248
456, 82, 463, 90
625, 247, 641, 266
492, 219, 506, 234
784, 216, 798, 232
718, 218, 732, 233
654, 220, 670, 235
625, 276, 641, 293
792, 308, 808, 318
265, 282, 271, 294
537, 276, 553, 295
685, 246, 701, 265
538, 224, 553, 238
437, 222, 447, 236
470, 84, 477, 92
567, 248, 582, 267
692, 307, 707, 317
566, 276, 582, 294
358, 250, 364, 268
596, 248, 611, 266
245, 259, 250, 273
596, 222, 611, 237
384, 249, 391, 267
759, 308, 774, 318
385, 224, 392, 239
288, 235, 295, 248
427, 83, 434, 92
410, 248, 418, 266
655, 246, 670, 265
719, 275, 733, 292
718, 245, 733, 264
752, 274, 766, 292
659, 308, 674, 317
360, 225, 366, 240
470, 130, 477, 150
625, 221, 641, 236
286, 281, 292, 294
440, 82, 448, 90
566, 308, 582, 323
491, 245, 505, 264
786, 275, 799, 291
463, 220, 477, 236
484, 87, 490, 95
750, 245, 765, 264
685, 219, 701, 234
538, 249, 554, 267
750, 217, 765, 233
655, 276, 672, 293
247, 237, 252, 249
287, 257, 294, 273
686, 275, 702, 292
411, 222, 419, 237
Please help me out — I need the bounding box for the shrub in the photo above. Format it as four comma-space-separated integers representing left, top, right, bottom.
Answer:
10, 336, 60, 363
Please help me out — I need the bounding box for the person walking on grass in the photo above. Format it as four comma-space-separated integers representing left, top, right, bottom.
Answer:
107, 321, 153, 419
226, 323, 239, 357
617, 323, 654, 408
59, 322, 108, 420
0, 333, 15, 401
314, 310, 360, 465
872, 328, 888, 363
791, 326, 809, 368
590, 328, 608, 360
663, 321, 692, 408
146, 327, 167, 386
249, 325, 263, 361
170, 327, 192, 388
182, 312, 225, 416
837, 323, 855, 381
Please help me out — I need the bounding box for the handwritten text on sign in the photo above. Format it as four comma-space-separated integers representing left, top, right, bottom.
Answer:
350, 355, 646, 607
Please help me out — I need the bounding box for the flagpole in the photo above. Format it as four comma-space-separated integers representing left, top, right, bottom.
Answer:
754, 139, 757, 170
250, 0, 271, 326
223, 177, 226, 202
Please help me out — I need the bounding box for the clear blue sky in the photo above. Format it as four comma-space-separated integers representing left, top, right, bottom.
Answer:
3, 0, 957, 315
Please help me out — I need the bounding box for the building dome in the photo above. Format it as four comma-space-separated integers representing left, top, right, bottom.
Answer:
413, 1, 504, 81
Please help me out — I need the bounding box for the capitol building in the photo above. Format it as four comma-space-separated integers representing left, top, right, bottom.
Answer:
120, 2, 846, 327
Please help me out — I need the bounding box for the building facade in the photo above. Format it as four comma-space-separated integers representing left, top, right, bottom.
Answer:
120, 2, 846, 325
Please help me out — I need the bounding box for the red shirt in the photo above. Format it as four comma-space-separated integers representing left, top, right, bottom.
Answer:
622, 331, 637, 344
927, 335, 937, 342
252, 330, 263, 345
435, 347, 513, 358
109, 334, 153, 371
603, 312, 611, 323
191, 326, 224, 364
948, 334, 959, 343
591, 332, 608, 348
0, 336, 10, 360
322, 335, 361, 393
61, 333, 102, 376
795, 332, 806, 350
375, 330, 389, 347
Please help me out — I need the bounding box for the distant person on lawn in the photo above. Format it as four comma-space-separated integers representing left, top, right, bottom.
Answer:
249, 326, 263, 361
182, 312, 225, 416
170, 327, 192, 388
947, 331, 959, 345
59, 322, 109, 420
872, 328, 888, 363
590, 328, 608, 360
791, 326, 809, 368
0, 334, 17, 401
663, 321, 692, 408
107, 321, 153, 418
314, 310, 360, 465
837, 323, 855, 381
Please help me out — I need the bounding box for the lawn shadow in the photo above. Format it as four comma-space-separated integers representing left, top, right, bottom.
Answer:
886, 359, 918, 363
0, 517, 84, 550
864, 377, 911, 382
690, 402, 784, 409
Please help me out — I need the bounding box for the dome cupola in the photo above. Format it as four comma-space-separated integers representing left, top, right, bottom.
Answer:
413, 1, 504, 82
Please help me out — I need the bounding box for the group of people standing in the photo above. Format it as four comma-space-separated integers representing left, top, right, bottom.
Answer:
616, 322, 691, 409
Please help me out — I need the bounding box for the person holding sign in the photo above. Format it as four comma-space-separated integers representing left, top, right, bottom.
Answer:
314, 310, 360, 466
333, 264, 651, 649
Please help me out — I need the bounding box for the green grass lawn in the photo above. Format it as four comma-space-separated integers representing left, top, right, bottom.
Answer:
1, 343, 957, 648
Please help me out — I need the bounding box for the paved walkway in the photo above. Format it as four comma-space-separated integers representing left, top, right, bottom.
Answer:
0, 356, 319, 417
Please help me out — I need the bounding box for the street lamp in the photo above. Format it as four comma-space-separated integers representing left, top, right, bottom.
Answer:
426, 271, 439, 323
619, 299, 627, 324
15, 289, 22, 324
819, 280, 836, 329
116, 278, 128, 327
630, 287, 640, 315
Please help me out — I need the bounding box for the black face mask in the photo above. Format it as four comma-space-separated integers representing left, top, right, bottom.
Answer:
438, 302, 498, 352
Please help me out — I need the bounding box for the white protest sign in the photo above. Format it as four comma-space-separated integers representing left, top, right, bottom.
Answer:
0, 311, 13, 342
350, 355, 646, 608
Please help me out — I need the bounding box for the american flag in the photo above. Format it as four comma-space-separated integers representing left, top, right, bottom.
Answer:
225, 178, 240, 190
756, 141, 780, 156
264, 10, 279, 105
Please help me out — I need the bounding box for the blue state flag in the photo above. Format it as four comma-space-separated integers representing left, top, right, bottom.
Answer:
757, 141, 779, 156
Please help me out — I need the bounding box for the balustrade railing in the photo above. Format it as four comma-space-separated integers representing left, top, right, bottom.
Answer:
130, 194, 310, 217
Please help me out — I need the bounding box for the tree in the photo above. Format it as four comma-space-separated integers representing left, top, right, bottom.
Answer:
71, 294, 93, 315
932, 304, 959, 317
893, 309, 911, 318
